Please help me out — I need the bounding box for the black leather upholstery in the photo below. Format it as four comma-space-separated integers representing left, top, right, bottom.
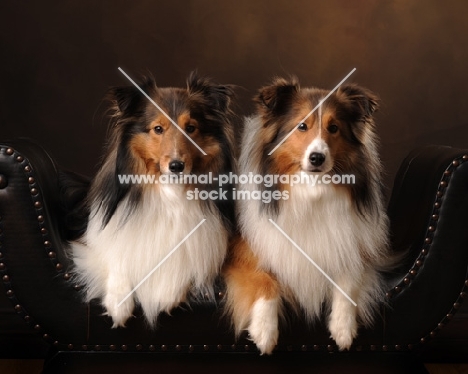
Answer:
0, 139, 467, 370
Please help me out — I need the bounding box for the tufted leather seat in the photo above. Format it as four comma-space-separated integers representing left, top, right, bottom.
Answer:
0, 139, 467, 372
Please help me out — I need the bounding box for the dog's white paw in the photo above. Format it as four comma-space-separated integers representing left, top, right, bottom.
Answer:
328, 314, 357, 351
248, 298, 279, 355
103, 291, 135, 328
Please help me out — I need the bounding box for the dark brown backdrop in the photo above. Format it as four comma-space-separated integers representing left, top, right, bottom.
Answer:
1, 0, 467, 195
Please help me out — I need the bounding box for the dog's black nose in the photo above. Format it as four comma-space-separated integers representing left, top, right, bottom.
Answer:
169, 160, 185, 173
309, 152, 325, 167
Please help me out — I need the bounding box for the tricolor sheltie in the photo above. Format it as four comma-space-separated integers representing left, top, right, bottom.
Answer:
72, 72, 236, 327
224, 77, 391, 354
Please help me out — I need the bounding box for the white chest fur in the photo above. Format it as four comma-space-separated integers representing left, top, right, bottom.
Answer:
240, 182, 374, 319
73, 184, 227, 324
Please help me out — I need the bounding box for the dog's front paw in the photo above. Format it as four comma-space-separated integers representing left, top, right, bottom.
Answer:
248, 298, 279, 355
103, 292, 135, 328
328, 315, 357, 351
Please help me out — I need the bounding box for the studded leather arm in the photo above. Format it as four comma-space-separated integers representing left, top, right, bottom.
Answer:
384, 145, 468, 350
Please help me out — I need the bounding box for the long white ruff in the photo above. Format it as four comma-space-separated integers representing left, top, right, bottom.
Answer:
72, 184, 227, 325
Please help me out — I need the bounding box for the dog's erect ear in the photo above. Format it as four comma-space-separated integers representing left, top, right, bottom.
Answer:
337, 84, 379, 120
336, 84, 379, 145
255, 76, 300, 115
187, 71, 234, 112
108, 76, 157, 116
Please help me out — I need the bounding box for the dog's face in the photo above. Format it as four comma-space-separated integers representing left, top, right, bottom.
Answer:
109, 73, 233, 178
256, 78, 379, 177
129, 91, 201, 176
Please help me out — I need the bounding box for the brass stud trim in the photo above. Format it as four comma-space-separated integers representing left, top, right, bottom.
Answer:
5, 148, 14, 155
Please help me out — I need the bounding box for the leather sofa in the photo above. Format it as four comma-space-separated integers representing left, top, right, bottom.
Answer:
1, 139, 467, 373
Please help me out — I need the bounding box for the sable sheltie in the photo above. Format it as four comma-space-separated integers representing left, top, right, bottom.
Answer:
224, 77, 391, 354
72, 72, 236, 327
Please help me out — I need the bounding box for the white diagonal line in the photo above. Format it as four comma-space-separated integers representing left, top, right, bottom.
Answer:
268, 68, 356, 155
117, 218, 206, 307
118, 67, 207, 156
268, 219, 357, 306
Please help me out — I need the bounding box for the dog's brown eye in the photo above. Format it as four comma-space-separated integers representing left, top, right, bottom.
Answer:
185, 125, 196, 134
297, 123, 308, 132
328, 124, 339, 134
154, 126, 164, 135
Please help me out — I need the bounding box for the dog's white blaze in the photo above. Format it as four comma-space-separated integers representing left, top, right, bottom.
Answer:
301, 137, 333, 172
318, 100, 323, 137
72, 184, 227, 325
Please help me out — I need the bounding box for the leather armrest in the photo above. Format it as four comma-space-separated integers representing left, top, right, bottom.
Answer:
384, 145, 468, 347
0, 139, 89, 345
